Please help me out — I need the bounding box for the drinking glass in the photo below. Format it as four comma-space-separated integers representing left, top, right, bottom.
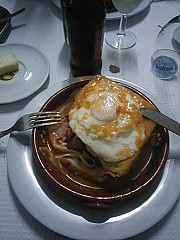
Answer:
105, 0, 142, 49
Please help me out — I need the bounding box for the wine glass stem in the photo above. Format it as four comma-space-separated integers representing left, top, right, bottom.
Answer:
118, 14, 127, 36
117, 14, 127, 49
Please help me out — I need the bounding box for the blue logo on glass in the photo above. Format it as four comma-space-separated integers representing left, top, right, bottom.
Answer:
152, 56, 178, 79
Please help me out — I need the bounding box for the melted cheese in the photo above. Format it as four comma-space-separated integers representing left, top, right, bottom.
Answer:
69, 76, 156, 164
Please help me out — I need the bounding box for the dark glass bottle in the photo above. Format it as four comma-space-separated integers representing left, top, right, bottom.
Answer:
104, 0, 116, 13
65, 0, 106, 77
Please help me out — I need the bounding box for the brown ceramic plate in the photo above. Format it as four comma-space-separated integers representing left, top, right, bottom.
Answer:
32, 80, 169, 209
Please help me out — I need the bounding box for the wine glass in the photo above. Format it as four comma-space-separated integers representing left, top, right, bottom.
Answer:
105, 0, 142, 49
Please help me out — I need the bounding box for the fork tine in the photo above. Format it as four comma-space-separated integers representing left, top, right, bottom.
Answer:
31, 120, 63, 127
30, 117, 62, 124
29, 111, 63, 127
30, 116, 62, 123
29, 111, 61, 120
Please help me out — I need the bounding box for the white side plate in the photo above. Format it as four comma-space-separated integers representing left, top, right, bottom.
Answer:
0, 43, 49, 104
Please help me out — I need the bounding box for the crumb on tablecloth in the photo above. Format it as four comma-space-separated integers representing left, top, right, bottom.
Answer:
109, 64, 120, 73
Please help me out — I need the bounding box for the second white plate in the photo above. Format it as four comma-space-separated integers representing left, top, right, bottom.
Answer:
0, 43, 49, 104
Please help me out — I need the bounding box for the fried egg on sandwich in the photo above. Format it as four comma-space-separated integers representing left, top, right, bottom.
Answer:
69, 75, 156, 177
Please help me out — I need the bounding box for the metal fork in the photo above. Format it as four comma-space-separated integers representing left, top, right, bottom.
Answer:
0, 111, 62, 138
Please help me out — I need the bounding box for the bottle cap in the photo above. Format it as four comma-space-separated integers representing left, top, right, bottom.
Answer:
151, 49, 179, 80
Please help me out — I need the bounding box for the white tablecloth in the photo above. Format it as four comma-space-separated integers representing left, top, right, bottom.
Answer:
0, 0, 180, 239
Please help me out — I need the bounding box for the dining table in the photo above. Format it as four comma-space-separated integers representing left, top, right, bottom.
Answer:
0, 0, 180, 239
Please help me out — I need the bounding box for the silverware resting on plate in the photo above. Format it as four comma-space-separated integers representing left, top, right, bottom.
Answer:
1, 108, 179, 138
0, 8, 25, 23
140, 108, 180, 136
0, 111, 62, 138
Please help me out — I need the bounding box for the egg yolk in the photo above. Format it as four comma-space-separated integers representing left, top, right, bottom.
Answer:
91, 93, 118, 122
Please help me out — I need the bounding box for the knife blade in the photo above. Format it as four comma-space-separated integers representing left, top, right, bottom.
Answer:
140, 108, 180, 136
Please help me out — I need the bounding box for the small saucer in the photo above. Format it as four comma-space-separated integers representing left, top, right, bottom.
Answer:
0, 43, 49, 104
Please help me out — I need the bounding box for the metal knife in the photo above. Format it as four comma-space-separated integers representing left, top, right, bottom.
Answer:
140, 108, 180, 136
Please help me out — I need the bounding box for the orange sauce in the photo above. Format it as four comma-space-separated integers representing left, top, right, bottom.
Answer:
40, 76, 159, 186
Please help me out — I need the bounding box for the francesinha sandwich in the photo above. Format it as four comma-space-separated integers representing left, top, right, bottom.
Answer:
40, 75, 157, 184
